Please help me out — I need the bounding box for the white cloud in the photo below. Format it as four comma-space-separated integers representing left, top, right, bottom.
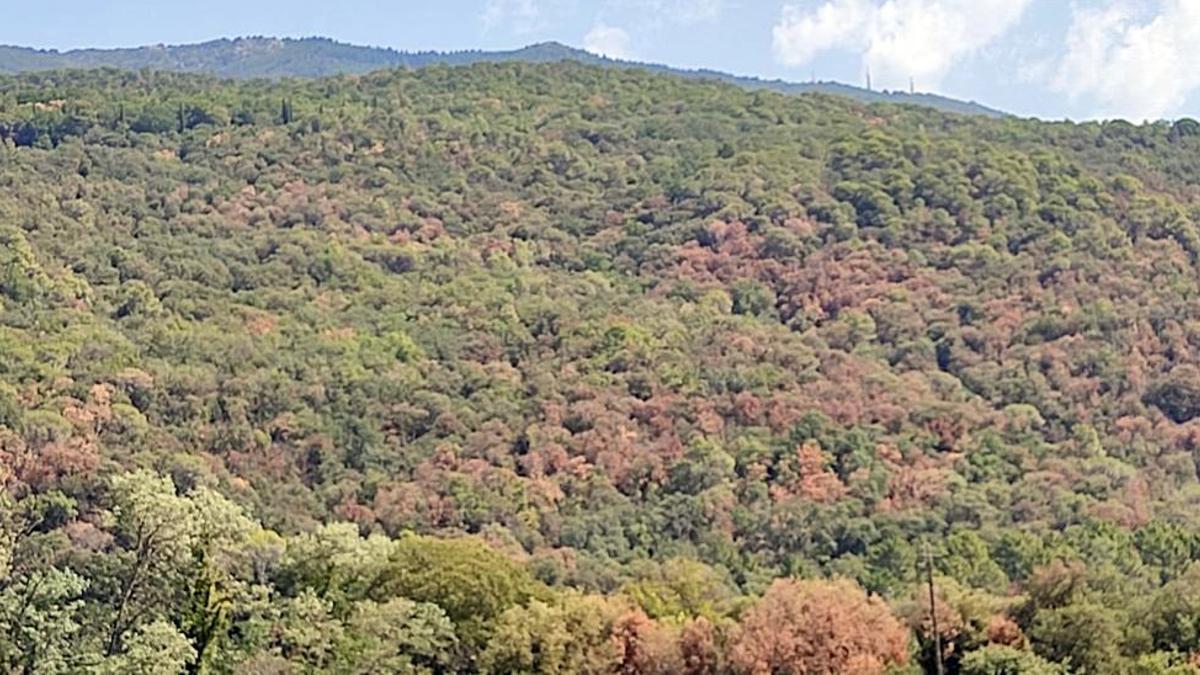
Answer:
481, 0, 545, 34
772, 0, 872, 68
584, 22, 634, 59
772, 0, 1031, 91
1052, 0, 1200, 121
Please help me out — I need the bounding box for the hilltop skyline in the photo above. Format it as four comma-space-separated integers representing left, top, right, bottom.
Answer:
4, 0, 1200, 122
0, 37, 1006, 118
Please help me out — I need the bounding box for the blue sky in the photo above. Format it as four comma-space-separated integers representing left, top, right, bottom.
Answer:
6, 1, 1200, 121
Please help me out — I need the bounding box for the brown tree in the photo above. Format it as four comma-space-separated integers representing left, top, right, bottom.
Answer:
679, 616, 721, 675
731, 578, 909, 675
611, 608, 682, 675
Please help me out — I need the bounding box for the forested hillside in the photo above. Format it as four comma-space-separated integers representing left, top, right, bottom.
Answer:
2, 63, 1200, 673
0, 36, 1005, 117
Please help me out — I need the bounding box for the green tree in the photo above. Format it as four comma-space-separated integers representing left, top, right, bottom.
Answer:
374, 535, 544, 647
336, 598, 458, 674
479, 594, 621, 674
105, 471, 198, 655
960, 645, 1063, 675
99, 621, 196, 675
1028, 603, 1125, 675
0, 568, 89, 673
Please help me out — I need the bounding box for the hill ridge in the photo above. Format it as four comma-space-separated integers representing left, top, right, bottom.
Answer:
0, 35, 1005, 117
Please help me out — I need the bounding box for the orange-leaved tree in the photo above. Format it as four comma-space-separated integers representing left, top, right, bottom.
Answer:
731, 577, 909, 675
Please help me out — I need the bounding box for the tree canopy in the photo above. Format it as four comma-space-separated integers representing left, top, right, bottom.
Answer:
3, 61, 1200, 672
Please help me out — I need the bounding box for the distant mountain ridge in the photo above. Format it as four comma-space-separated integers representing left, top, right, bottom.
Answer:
0, 36, 1005, 117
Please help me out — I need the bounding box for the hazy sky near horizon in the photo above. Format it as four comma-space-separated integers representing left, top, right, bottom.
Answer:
6, 0, 1200, 121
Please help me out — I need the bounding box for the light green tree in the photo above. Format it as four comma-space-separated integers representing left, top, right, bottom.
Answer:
335, 598, 457, 674
479, 594, 621, 675
99, 620, 196, 675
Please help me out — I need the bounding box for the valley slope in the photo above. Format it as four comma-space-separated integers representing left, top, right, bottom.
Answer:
1, 63, 1200, 673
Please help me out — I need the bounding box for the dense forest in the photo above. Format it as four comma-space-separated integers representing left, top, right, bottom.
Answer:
0, 37, 1004, 117
3, 62, 1200, 673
